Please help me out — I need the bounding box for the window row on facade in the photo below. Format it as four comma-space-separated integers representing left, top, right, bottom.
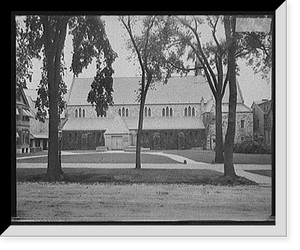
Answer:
184, 106, 196, 117
75, 108, 86, 118
75, 108, 107, 118
74, 105, 198, 118
118, 107, 129, 117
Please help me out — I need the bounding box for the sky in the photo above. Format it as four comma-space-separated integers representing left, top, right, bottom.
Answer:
27, 15, 271, 107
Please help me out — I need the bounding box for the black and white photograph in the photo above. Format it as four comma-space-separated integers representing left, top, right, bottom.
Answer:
6, 6, 288, 238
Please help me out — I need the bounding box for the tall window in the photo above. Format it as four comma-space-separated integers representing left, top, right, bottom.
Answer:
145, 107, 147, 117
75, 109, 78, 118
166, 107, 169, 117
184, 106, 196, 117
241, 119, 245, 128
79, 108, 81, 118
118, 107, 129, 117
192, 107, 195, 117
170, 107, 173, 117
148, 108, 151, 117
82, 109, 85, 118
162, 108, 165, 117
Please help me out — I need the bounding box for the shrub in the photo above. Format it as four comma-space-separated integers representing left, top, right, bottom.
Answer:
177, 132, 186, 150
153, 132, 161, 150
233, 139, 271, 154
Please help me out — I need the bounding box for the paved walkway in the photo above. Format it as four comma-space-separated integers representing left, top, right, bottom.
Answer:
17, 149, 271, 186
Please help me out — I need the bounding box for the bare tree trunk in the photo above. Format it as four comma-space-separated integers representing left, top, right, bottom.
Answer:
46, 66, 64, 181
214, 95, 224, 163
43, 17, 68, 181
223, 16, 238, 180
135, 93, 146, 169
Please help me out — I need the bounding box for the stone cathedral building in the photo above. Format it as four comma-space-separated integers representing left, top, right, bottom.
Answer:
61, 75, 253, 151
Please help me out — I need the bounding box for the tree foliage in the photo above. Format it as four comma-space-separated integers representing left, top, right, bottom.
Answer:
68, 16, 117, 117
120, 15, 178, 169
16, 15, 117, 181
159, 15, 273, 165
16, 19, 41, 94
17, 15, 117, 120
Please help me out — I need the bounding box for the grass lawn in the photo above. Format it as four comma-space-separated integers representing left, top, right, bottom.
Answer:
243, 169, 272, 177
163, 149, 272, 165
17, 168, 257, 186
16, 152, 180, 164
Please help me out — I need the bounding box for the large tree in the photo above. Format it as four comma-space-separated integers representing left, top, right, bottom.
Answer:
222, 15, 273, 181
166, 16, 229, 163
16, 15, 117, 181
223, 15, 238, 179
163, 15, 273, 180
120, 16, 175, 169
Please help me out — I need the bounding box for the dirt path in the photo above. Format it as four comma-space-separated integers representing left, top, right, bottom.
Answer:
16, 182, 271, 222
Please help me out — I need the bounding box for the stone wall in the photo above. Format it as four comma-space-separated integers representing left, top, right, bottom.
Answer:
205, 111, 254, 150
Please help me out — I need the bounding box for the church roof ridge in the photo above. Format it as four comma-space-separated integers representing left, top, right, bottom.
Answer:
67, 75, 244, 106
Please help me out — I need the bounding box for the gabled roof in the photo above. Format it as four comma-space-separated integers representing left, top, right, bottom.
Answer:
24, 88, 69, 119
104, 115, 130, 135
203, 99, 252, 113
124, 117, 205, 130
251, 99, 271, 114
67, 76, 245, 106
62, 118, 113, 131
16, 88, 30, 107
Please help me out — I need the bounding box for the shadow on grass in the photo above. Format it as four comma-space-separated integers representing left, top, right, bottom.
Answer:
17, 168, 258, 186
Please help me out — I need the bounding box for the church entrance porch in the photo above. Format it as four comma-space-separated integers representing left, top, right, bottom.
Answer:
111, 136, 124, 150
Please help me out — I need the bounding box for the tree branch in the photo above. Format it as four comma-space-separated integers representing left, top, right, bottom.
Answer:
221, 69, 229, 98
208, 16, 222, 54
143, 16, 155, 73
120, 16, 145, 75
167, 59, 204, 72
179, 17, 219, 91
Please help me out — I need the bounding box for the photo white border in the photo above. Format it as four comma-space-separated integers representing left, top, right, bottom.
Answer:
4, 4, 287, 237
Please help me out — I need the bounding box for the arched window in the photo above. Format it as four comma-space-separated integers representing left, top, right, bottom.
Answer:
170, 107, 173, 117
184, 107, 187, 117
83, 109, 85, 118
118, 108, 121, 116
188, 106, 191, 117
79, 108, 81, 118
162, 108, 165, 117
145, 107, 147, 117
126, 108, 129, 117
122, 107, 125, 117
75, 109, 78, 118
148, 108, 151, 117
166, 107, 169, 117
192, 107, 195, 117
